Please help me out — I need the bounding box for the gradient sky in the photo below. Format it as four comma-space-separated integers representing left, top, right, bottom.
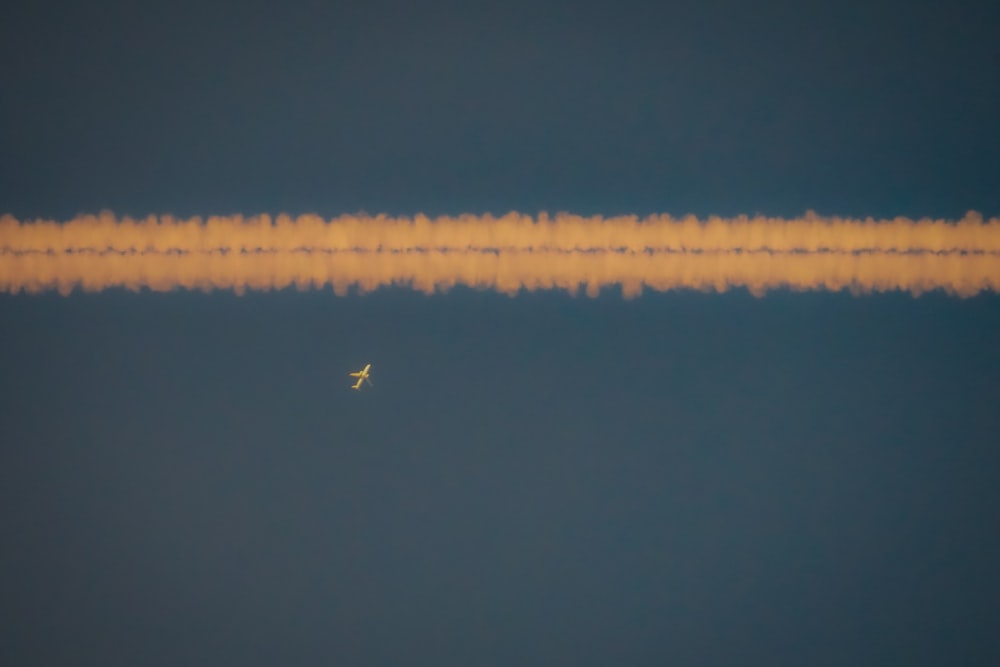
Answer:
2, 1, 1000, 666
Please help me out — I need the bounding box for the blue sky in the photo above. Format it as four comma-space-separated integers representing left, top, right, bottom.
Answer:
2, 1, 999, 665
2, 0, 998, 220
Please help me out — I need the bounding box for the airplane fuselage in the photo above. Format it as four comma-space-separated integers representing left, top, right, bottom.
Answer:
349, 363, 372, 390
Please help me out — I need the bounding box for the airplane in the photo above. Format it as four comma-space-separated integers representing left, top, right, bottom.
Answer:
349, 363, 373, 390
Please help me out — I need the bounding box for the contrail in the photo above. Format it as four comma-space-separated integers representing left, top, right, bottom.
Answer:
2, 211, 999, 297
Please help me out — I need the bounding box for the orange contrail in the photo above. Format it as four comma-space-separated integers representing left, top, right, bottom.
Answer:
1, 211, 999, 297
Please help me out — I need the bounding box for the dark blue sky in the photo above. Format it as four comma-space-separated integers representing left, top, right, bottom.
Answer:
2, 1, 1000, 665
2, 0, 998, 219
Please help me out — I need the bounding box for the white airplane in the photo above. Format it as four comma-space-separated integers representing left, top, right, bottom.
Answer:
349, 363, 373, 390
